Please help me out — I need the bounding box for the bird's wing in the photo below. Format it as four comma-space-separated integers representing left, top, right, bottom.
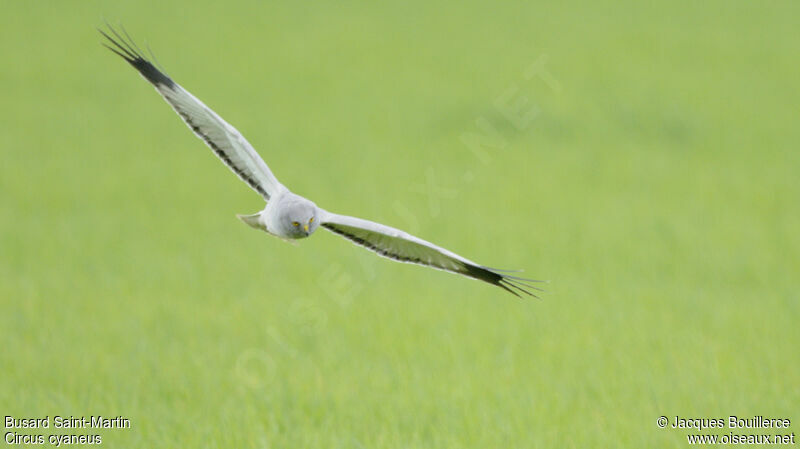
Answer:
100, 26, 285, 200
318, 210, 541, 297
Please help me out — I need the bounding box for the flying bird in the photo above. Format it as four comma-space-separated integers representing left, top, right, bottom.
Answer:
99, 26, 542, 297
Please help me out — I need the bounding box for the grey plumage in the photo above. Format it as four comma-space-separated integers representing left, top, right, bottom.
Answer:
101, 25, 542, 297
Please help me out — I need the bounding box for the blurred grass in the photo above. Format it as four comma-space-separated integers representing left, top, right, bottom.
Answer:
1, 0, 798, 447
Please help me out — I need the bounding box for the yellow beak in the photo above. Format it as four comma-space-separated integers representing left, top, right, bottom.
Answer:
303, 224, 309, 232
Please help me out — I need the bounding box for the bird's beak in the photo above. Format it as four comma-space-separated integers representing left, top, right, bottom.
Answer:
303, 224, 309, 233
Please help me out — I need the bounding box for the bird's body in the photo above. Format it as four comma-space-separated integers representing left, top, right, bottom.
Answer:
241, 190, 320, 239
100, 25, 542, 297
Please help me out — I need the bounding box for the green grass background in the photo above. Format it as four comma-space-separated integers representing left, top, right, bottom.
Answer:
1, 1, 798, 447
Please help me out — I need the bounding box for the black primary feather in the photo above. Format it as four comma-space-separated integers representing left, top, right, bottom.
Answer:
99, 24, 175, 90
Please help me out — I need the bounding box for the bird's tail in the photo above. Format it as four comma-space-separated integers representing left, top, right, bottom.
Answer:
237, 212, 267, 232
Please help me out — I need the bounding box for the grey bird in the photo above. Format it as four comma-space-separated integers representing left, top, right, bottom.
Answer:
100, 26, 542, 297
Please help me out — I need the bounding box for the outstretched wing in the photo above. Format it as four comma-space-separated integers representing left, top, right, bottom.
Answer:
99, 25, 285, 200
319, 210, 542, 297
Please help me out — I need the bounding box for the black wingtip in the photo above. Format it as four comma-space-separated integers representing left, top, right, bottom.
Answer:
496, 280, 523, 298
462, 264, 544, 299
501, 278, 542, 299
99, 23, 176, 90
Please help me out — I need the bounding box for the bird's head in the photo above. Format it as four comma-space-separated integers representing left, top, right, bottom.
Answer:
283, 200, 320, 238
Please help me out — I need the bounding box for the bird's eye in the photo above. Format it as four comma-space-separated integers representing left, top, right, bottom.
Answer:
292, 221, 299, 227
